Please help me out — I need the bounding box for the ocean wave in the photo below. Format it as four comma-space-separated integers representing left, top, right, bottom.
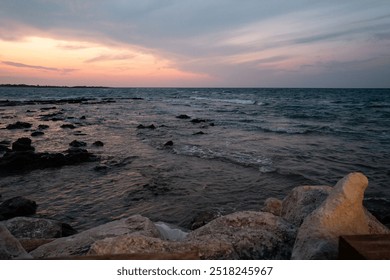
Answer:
191, 97, 258, 105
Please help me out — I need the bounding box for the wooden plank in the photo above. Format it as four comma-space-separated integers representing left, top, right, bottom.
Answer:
339, 234, 390, 260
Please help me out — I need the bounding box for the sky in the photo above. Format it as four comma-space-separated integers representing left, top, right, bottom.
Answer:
0, 0, 389, 88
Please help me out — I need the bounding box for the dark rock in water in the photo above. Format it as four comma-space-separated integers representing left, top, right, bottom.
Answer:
176, 114, 191, 119
38, 124, 49, 130
0, 144, 11, 153
40, 106, 57, 111
94, 165, 109, 172
38, 153, 67, 167
0, 151, 40, 173
80, 116, 86, 120
39, 111, 64, 121
12, 138, 35, 152
26, 110, 36, 113
164, 140, 174, 147
0, 140, 11, 145
69, 140, 87, 148
92, 141, 104, 147
65, 148, 97, 163
61, 124, 76, 129
6, 121, 32, 130
31, 131, 44, 137
190, 118, 207, 124
193, 131, 205, 135
0, 197, 37, 221
190, 211, 220, 230
137, 124, 156, 129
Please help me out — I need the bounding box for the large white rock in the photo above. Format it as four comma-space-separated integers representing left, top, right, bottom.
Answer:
30, 215, 161, 259
0, 224, 32, 259
281, 185, 332, 226
292, 172, 390, 260
187, 211, 297, 259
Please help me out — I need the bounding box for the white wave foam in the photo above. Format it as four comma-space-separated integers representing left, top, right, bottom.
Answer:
154, 222, 188, 241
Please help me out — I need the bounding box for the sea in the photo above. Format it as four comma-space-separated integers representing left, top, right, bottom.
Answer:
0, 87, 389, 230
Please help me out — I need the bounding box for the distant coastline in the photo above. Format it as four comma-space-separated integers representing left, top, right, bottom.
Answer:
0, 84, 109, 89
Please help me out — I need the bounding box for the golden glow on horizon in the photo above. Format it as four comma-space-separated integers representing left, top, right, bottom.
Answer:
0, 36, 209, 86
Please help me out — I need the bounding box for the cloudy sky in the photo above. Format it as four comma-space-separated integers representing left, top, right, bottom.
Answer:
0, 0, 389, 87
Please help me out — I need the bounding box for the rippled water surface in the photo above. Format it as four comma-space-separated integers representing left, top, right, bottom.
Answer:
1, 87, 389, 230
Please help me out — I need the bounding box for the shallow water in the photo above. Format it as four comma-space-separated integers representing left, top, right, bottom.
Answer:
1, 87, 389, 230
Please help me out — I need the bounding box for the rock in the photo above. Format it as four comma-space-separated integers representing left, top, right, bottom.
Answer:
281, 185, 332, 226
0, 224, 31, 259
38, 124, 49, 130
190, 210, 220, 230
6, 121, 32, 129
163, 140, 173, 147
40, 111, 64, 121
262, 198, 283, 216
3, 217, 76, 239
61, 124, 76, 129
30, 215, 161, 259
65, 148, 97, 163
69, 140, 87, 148
190, 118, 207, 124
137, 124, 156, 129
292, 173, 390, 260
187, 211, 297, 259
193, 131, 205, 135
0, 144, 11, 153
0, 197, 37, 221
88, 235, 235, 260
18, 238, 55, 253
92, 141, 104, 147
80, 116, 86, 120
176, 114, 191, 119
40, 106, 57, 111
31, 131, 44, 137
12, 137, 35, 152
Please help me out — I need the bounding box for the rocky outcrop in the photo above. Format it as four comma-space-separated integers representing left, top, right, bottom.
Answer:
261, 198, 282, 216
0, 197, 37, 221
292, 172, 390, 260
0, 224, 31, 259
11, 137, 35, 152
3, 217, 76, 239
281, 185, 332, 226
30, 215, 161, 259
187, 211, 297, 259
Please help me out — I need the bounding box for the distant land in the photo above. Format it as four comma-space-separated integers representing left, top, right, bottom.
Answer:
0, 84, 109, 88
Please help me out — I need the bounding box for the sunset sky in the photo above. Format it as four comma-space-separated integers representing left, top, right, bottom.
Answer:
0, 0, 389, 87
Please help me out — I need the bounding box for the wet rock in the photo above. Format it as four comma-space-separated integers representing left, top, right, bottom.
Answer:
193, 131, 205, 135
0, 196, 37, 221
137, 124, 156, 129
31, 131, 44, 137
6, 121, 32, 129
39, 111, 64, 121
0, 224, 31, 259
190, 210, 220, 230
0, 144, 11, 153
40, 106, 57, 111
12, 137, 35, 152
80, 116, 86, 120
292, 173, 390, 260
19, 239, 55, 253
163, 140, 173, 147
30, 215, 161, 258
190, 118, 207, 124
188, 211, 297, 259
38, 124, 49, 130
92, 141, 104, 147
61, 124, 76, 129
69, 140, 87, 148
65, 148, 96, 163
3, 217, 76, 239
176, 114, 191, 119
281, 185, 332, 226
261, 198, 283, 216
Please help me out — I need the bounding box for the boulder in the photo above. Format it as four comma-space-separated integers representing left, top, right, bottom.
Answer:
30, 215, 161, 259
292, 172, 390, 260
3, 217, 76, 239
163, 140, 173, 147
0, 196, 37, 221
61, 124, 76, 129
92, 141, 104, 147
187, 211, 297, 259
31, 131, 45, 137
88, 235, 235, 260
281, 185, 332, 226
69, 140, 87, 148
12, 137, 35, 152
6, 121, 32, 130
0, 224, 31, 259
261, 197, 282, 216
190, 210, 220, 230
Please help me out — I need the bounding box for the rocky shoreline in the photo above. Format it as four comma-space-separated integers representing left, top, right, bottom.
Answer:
1, 172, 389, 260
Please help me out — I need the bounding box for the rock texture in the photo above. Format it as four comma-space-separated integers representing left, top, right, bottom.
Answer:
0, 196, 37, 221
261, 198, 283, 216
3, 217, 76, 239
281, 185, 332, 226
292, 172, 390, 260
187, 211, 297, 259
30, 215, 161, 259
0, 224, 31, 259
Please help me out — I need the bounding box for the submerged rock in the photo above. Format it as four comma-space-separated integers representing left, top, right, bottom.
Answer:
137, 124, 156, 129
0, 196, 37, 221
187, 211, 297, 259
31, 131, 44, 137
292, 172, 390, 260
69, 140, 87, 148
176, 114, 191, 119
92, 141, 104, 147
163, 140, 173, 147
6, 121, 32, 130
61, 124, 76, 129
30, 215, 161, 259
0, 224, 31, 259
